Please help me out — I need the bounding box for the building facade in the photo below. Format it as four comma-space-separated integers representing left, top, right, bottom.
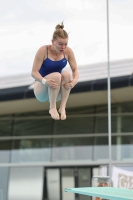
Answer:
0, 59, 133, 200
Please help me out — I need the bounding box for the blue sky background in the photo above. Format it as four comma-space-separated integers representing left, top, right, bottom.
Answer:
0, 0, 133, 77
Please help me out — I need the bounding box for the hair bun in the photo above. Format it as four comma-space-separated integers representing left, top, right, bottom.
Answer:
53, 21, 68, 39
55, 22, 64, 30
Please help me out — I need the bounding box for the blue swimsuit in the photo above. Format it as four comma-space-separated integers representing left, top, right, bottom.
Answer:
39, 45, 68, 77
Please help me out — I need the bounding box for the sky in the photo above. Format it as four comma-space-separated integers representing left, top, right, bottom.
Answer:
0, 0, 133, 77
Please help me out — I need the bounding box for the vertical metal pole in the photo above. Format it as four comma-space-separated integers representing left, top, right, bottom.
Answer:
106, 0, 112, 185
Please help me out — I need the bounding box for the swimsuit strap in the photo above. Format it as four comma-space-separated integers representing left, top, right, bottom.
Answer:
46, 45, 48, 58
63, 52, 66, 58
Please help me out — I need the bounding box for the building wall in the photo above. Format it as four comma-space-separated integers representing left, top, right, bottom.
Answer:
0, 101, 133, 165
0, 100, 133, 200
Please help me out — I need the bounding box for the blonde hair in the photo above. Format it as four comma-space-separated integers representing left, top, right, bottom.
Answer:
52, 21, 68, 40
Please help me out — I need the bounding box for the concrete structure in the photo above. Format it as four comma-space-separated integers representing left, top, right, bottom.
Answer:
0, 58, 133, 200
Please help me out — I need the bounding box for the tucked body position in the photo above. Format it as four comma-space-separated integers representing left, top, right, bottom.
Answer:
31, 22, 79, 120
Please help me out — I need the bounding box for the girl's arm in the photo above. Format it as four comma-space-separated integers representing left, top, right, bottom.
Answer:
31, 46, 46, 83
67, 47, 79, 87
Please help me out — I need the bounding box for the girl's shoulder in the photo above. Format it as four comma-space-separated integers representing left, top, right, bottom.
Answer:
65, 46, 74, 56
36, 45, 48, 60
65, 47, 75, 60
66, 46, 73, 52
38, 45, 47, 53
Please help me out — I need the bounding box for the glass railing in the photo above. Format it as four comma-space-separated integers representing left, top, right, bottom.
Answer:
0, 135, 132, 163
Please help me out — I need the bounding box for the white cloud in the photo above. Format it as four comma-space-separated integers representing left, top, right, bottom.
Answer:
1, 13, 16, 20
65, 0, 84, 11
0, 0, 133, 77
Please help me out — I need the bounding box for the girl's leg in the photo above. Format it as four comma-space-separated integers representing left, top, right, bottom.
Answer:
34, 81, 49, 102
34, 72, 61, 120
59, 71, 73, 120
46, 73, 61, 120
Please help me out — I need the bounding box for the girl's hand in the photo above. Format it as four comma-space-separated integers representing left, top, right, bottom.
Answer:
46, 79, 59, 89
63, 79, 78, 90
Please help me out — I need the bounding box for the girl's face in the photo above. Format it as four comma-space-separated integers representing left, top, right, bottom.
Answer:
52, 37, 68, 53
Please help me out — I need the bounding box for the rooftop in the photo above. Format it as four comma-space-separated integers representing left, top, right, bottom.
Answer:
0, 58, 133, 115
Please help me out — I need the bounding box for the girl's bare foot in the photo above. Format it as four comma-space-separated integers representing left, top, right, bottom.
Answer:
49, 108, 60, 120
58, 108, 66, 120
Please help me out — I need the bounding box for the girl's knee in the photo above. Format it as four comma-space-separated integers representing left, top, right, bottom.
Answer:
61, 71, 72, 82
48, 72, 61, 83
55, 72, 62, 82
